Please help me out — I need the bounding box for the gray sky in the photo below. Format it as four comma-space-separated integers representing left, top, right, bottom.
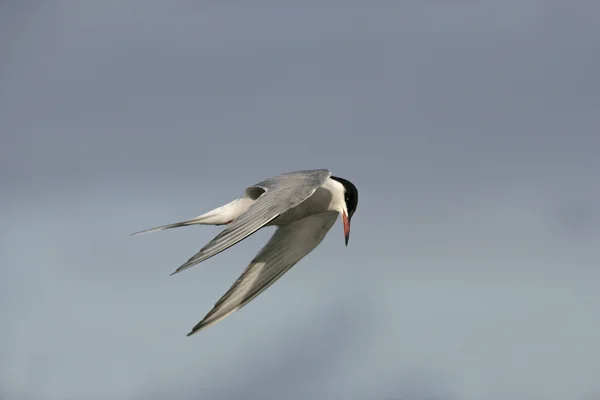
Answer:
2, 1, 600, 399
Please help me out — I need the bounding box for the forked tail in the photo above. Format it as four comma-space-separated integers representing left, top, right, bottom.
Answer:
130, 197, 254, 236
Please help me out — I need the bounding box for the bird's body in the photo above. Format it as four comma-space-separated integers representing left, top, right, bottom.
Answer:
132, 169, 358, 336
266, 176, 345, 225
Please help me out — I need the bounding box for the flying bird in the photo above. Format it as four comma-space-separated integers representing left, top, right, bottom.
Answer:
131, 169, 358, 336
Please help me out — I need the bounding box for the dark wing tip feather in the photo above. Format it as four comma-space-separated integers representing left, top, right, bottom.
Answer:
186, 320, 208, 337
170, 260, 195, 276
169, 260, 191, 276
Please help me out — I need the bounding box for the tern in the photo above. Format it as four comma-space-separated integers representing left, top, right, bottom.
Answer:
131, 169, 358, 336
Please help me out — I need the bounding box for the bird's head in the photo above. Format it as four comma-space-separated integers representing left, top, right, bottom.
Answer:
331, 176, 358, 246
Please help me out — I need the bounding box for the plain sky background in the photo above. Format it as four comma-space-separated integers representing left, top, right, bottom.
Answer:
2, 1, 600, 399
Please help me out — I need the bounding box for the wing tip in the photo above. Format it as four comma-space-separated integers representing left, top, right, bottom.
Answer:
169, 267, 186, 276
186, 309, 234, 337
170, 265, 187, 276
186, 327, 200, 337
170, 262, 193, 276
186, 321, 209, 337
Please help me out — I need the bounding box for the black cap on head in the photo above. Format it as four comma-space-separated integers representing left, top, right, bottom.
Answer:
331, 176, 358, 219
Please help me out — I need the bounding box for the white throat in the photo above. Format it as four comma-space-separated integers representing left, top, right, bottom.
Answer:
323, 177, 348, 215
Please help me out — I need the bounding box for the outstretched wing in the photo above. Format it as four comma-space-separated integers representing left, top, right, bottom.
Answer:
171, 169, 331, 275
187, 211, 339, 336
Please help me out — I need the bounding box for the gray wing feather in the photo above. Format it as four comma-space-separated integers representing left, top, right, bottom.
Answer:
171, 169, 331, 275
187, 211, 339, 336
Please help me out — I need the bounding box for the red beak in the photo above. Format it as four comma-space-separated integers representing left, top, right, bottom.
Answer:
342, 211, 351, 246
